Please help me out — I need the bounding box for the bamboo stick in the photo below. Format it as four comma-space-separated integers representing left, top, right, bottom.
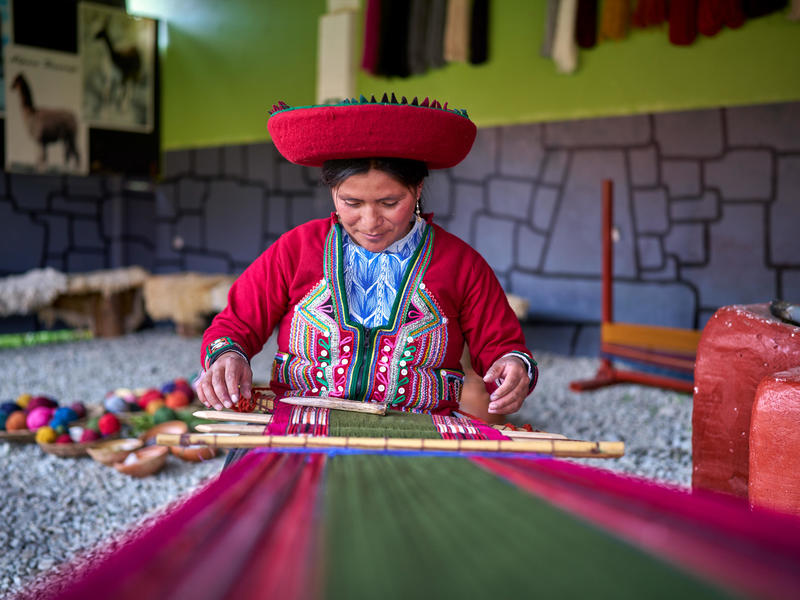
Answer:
193, 410, 273, 424
195, 423, 267, 434
155, 433, 625, 458
280, 396, 388, 415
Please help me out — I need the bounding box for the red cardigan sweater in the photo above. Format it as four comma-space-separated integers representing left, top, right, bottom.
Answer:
202, 215, 534, 414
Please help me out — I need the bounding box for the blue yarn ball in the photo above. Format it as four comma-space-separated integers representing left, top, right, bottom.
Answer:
104, 394, 128, 414
0, 412, 7, 431
1, 401, 21, 416
160, 382, 177, 395
53, 406, 79, 424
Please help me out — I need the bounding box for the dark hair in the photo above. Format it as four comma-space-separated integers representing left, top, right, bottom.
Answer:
320, 157, 429, 190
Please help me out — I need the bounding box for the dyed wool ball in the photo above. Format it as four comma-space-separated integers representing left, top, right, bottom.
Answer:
15, 394, 32, 409
153, 406, 178, 425
55, 433, 72, 444
51, 423, 67, 436
98, 413, 121, 436
26, 407, 55, 430
80, 429, 101, 443
174, 379, 195, 400
85, 416, 100, 433
69, 402, 87, 419
104, 394, 128, 414
160, 381, 177, 395
1, 401, 21, 416
0, 412, 7, 431
6, 411, 29, 431
165, 391, 190, 409
137, 389, 163, 410
69, 426, 85, 442
145, 400, 166, 415
35, 426, 57, 444
53, 407, 79, 425
27, 396, 58, 412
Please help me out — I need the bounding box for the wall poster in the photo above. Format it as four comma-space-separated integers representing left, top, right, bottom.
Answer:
4, 44, 88, 174
79, 2, 156, 133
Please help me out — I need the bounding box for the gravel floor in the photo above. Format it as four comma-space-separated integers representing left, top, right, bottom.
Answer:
0, 330, 692, 597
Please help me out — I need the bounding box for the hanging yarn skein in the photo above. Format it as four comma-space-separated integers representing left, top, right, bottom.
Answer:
552, 0, 579, 73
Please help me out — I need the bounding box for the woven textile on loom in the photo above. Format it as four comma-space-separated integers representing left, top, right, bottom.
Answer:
32, 403, 800, 600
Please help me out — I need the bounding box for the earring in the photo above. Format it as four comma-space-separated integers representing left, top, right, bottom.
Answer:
415, 198, 421, 217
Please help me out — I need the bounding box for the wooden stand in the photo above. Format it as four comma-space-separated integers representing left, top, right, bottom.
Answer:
570, 180, 700, 394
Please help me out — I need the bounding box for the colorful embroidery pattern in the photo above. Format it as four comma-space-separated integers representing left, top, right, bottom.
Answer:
271, 224, 461, 412
286, 405, 330, 436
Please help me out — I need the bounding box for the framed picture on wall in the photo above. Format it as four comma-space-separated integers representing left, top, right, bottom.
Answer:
4, 44, 88, 174
79, 1, 156, 133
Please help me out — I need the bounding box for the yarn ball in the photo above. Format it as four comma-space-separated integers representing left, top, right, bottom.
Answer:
53, 407, 79, 425
115, 388, 137, 402
1, 401, 21, 416
153, 406, 178, 425
16, 394, 32, 409
98, 413, 121, 436
165, 390, 190, 409
51, 423, 67, 436
0, 412, 6, 431
145, 400, 166, 415
85, 416, 101, 433
35, 426, 57, 444
80, 429, 101, 443
6, 411, 29, 431
174, 378, 195, 400
160, 381, 177, 395
26, 407, 55, 430
69, 426, 85, 443
104, 394, 129, 414
28, 396, 58, 412
137, 389, 163, 410
69, 402, 87, 419
55, 433, 72, 444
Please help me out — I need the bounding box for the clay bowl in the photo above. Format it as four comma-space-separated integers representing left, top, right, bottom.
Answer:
114, 445, 168, 478
171, 443, 218, 462
86, 438, 143, 466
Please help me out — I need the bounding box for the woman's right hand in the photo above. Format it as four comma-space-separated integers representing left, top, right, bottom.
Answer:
196, 351, 253, 411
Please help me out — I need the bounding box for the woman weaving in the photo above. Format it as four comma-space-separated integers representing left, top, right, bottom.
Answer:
197, 96, 537, 423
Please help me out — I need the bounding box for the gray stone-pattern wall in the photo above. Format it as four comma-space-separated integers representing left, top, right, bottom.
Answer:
1, 101, 798, 354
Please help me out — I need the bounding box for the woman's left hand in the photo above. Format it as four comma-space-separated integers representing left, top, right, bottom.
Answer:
482, 356, 530, 414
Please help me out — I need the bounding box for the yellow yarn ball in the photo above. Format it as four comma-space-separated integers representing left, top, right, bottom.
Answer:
145, 400, 166, 415
16, 394, 32, 409
36, 426, 57, 444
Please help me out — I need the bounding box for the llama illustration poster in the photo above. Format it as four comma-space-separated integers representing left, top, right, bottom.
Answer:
79, 3, 155, 133
4, 44, 88, 174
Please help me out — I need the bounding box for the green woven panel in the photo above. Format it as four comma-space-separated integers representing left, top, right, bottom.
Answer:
322, 455, 737, 600
329, 410, 440, 439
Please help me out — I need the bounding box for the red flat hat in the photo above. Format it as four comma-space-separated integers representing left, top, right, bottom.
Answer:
267, 95, 477, 169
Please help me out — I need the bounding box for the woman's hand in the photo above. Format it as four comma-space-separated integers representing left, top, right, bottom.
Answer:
482, 356, 530, 414
196, 351, 253, 411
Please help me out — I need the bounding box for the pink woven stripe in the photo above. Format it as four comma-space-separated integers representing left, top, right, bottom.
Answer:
473, 456, 800, 600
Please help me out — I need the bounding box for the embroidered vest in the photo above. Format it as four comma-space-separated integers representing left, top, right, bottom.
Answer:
270, 223, 464, 413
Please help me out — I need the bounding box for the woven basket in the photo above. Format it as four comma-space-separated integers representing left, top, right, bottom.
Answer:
38, 433, 120, 458
0, 429, 37, 443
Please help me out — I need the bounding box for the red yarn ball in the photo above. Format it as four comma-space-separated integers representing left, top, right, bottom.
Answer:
80, 429, 101, 443
98, 413, 121, 436
55, 433, 72, 444
137, 389, 163, 409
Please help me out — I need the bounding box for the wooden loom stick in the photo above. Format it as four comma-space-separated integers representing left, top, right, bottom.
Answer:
193, 410, 274, 424
280, 396, 389, 415
156, 433, 625, 458
195, 423, 267, 434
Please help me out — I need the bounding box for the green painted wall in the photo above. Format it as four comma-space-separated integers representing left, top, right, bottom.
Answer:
130, 1, 800, 151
